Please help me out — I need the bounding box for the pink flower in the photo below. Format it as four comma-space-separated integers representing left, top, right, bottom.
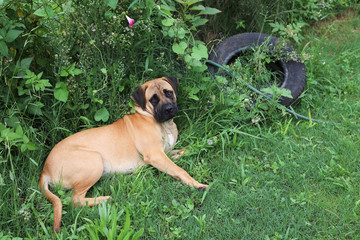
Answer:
126, 16, 135, 28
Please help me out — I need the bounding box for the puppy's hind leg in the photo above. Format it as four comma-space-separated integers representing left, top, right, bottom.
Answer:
169, 149, 186, 160
69, 151, 111, 207
72, 187, 111, 207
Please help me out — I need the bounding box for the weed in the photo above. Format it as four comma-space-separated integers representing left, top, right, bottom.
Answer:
158, 0, 220, 72
84, 204, 144, 240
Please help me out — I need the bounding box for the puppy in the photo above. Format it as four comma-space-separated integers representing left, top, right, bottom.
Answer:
39, 77, 208, 232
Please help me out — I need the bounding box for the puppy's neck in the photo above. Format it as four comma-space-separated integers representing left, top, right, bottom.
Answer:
134, 105, 175, 126
134, 105, 153, 118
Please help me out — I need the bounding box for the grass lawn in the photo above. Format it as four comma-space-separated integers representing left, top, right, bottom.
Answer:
1, 9, 360, 240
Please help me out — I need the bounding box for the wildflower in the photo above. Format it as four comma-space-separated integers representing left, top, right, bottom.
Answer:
252, 118, 260, 124
126, 15, 135, 28
207, 137, 217, 145
19, 209, 31, 221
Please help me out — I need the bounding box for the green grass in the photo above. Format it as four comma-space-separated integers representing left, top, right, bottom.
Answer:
1, 7, 360, 240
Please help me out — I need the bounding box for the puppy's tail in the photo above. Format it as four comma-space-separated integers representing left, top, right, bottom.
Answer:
39, 173, 62, 233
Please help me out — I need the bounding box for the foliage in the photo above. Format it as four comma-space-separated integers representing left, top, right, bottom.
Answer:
269, 21, 308, 44
156, 0, 220, 72
84, 204, 144, 240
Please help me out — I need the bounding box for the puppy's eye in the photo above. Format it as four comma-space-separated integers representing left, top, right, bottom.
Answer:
163, 89, 173, 98
149, 94, 159, 106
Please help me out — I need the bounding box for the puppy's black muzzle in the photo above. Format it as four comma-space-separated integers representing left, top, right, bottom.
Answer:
155, 103, 178, 123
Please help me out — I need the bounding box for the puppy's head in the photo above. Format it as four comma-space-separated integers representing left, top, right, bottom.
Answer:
131, 76, 179, 123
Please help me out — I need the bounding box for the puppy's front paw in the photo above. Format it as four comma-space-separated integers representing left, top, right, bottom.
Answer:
194, 183, 209, 191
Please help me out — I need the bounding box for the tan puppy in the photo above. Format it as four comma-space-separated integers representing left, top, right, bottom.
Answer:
39, 77, 208, 232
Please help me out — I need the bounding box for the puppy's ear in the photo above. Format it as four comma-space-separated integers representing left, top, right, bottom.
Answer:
131, 86, 146, 110
164, 76, 179, 95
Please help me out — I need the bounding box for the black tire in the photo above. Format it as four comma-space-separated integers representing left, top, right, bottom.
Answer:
207, 32, 306, 107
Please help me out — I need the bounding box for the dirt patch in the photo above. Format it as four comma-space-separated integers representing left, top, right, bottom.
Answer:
307, 8, 360, 45
311, 8, 359, 31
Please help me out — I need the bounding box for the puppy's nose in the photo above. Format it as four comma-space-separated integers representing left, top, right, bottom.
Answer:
165, 105, 174, 114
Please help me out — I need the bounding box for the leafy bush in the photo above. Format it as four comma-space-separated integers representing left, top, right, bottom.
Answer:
157, 0, 220, 72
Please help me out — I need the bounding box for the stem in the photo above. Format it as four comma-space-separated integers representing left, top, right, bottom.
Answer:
76, 18, 108, 92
